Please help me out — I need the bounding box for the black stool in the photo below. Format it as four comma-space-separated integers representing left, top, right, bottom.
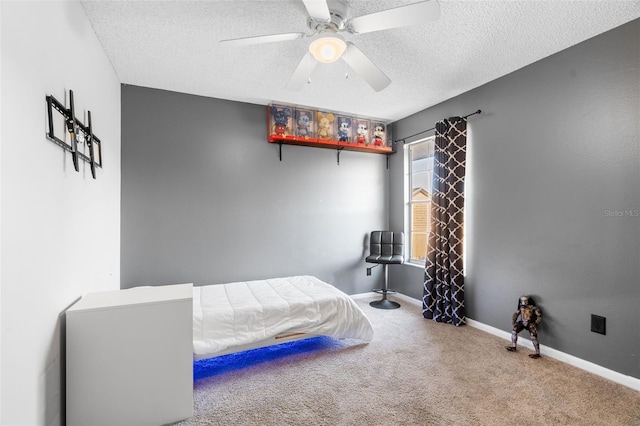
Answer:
366, 231, 404, 309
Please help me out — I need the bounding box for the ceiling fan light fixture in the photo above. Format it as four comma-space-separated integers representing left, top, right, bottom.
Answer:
309, 35, 347, 63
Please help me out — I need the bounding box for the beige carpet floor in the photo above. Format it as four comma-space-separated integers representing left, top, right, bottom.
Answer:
172, 296, 639, 426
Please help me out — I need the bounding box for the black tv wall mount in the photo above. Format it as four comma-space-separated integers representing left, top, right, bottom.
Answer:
46, 90, 102, 179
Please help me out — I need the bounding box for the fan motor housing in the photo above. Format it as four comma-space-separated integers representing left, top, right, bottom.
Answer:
308, 0, 348, 32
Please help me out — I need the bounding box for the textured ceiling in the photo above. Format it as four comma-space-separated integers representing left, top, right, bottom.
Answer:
81, 0, 640, 122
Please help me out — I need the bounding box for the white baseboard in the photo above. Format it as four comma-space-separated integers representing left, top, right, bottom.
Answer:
391, 292, 423, 307
350, 292, 377, 300
465, 318, 640, 391
351, 292, 423, 305
351, 292, 639, 391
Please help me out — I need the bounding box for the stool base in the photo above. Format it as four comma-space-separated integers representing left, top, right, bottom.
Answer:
369, 298, 401, 310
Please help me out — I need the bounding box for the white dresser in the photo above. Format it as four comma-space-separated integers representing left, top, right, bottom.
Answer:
66, 284, 193, 426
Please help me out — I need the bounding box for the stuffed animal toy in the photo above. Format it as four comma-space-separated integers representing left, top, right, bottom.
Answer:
337, 116, 351, 142
296, 110, 312, 139
356, 121, 368, 144
373, 123, 385, 146
317, 112, 335, 140
506, 296, 543, 358
271, 106, 291, 137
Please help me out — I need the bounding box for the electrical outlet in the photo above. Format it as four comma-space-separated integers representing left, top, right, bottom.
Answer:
591, 314, 606, 335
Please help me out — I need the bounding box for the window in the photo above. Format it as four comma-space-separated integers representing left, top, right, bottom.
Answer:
405, 136, 435, 265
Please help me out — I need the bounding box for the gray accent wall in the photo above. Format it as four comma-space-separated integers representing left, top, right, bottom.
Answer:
121, 86, 388, 294
390, 19, 639, 378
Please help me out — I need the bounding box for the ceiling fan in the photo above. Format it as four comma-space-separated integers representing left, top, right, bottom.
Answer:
219, 0, 440, 92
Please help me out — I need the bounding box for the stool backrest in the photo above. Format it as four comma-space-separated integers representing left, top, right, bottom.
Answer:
368, 231, 404, 264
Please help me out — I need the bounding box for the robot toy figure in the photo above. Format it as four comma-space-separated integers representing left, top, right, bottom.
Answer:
505, 295, 543, 359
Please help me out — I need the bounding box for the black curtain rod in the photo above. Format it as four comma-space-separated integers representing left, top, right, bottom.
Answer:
396, 109, 482, 144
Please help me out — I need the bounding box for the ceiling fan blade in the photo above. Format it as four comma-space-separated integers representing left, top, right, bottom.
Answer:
341, 43, 391, 92
348, 0, 441, 34
286, 52, 318, 91
220, 32, 307, 47
302, 0, 331, 21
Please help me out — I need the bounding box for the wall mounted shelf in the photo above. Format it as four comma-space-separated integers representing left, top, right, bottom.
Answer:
269, 138, 394, 166
267, 104, 394, 165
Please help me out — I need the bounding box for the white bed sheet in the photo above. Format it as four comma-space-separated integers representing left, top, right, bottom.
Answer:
192, 275, 374, 359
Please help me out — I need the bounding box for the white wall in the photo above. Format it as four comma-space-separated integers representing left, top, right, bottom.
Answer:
1, 2, 121, 425
0, 2, 4, 421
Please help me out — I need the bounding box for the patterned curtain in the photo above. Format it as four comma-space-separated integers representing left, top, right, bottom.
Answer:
423, 118, 467, 326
